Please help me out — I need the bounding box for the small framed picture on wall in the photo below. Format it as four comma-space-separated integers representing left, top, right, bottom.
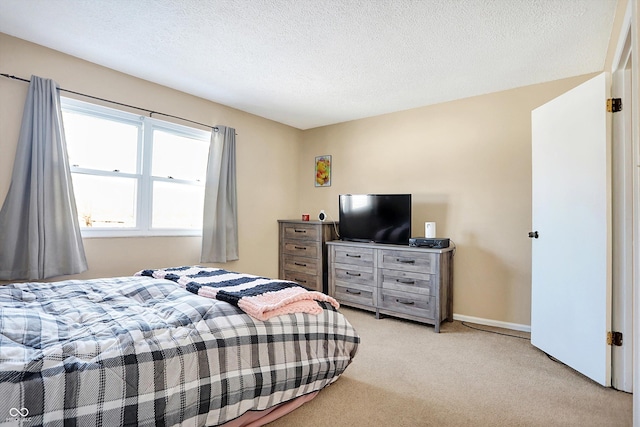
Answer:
315, 155, 331, 187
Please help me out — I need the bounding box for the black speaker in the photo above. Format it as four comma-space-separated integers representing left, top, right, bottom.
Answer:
318, 210, 326, 221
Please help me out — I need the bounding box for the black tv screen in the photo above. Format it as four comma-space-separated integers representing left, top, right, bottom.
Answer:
338, 194, 411, 245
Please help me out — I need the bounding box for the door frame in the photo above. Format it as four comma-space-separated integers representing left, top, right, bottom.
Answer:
628, 0, 640, 424
611, 2, 634, 393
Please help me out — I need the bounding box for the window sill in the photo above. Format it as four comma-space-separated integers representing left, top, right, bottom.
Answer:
80, 229, 202, 238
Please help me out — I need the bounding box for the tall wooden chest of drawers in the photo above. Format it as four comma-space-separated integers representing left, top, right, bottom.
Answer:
327, 240, 454, 332
278, 220, 338, 293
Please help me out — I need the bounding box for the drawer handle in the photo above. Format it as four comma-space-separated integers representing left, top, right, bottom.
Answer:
295, 278, 307, 283
346, 253, 361, 258
397, 258, 416, 264
396, 298, 415, 305
346, 289, 362, 295
294, 229, 307, 233
396, 279, 415, 285
294, 262, 307, 267
294, 246, 307, 250
346, 271, 361, 277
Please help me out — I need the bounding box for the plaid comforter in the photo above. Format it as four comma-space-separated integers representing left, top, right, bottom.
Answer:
0, 276, 359, 426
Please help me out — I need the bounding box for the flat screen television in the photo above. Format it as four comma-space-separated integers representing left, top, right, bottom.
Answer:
338, 194, 411, 245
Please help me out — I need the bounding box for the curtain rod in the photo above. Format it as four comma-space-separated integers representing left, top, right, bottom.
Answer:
1, 73, 223, 132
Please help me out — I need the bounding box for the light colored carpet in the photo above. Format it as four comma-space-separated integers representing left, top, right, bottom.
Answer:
267, 307, 632, 427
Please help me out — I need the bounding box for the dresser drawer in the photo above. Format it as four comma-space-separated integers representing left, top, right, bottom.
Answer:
334, 264, 375, 286
379, 250, 436, 274
335, 283, 376, 307
379, 269, 434, 297
282, 270, 322, 292
379, 288, 435, 319
333, 246, 375, 266
282, 223, 321, 241
282, 239, 320, 258
282, 255, 320, 276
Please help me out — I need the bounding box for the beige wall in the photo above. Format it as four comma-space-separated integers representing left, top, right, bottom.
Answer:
298, 75, 595, 327
0, 33, 302, 281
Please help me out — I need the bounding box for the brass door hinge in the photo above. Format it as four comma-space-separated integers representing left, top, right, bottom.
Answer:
607, 331, 623, 346
607, 98, 622, 113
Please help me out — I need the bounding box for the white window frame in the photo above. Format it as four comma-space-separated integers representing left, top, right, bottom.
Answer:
61, 97, 211, 238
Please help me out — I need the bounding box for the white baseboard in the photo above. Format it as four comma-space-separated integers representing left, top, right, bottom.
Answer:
453, 313, 531, 333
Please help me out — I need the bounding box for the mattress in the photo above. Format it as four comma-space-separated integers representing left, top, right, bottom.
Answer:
0, 275, 359, 426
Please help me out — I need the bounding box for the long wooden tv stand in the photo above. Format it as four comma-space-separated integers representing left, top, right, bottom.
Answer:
327, 240, 454, 332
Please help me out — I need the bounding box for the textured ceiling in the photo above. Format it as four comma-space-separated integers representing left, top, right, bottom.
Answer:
0, 0, 618, 130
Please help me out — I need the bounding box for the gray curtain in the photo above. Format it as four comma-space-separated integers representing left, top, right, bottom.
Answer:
201, 125, 238, 263
0, 76, 87, 280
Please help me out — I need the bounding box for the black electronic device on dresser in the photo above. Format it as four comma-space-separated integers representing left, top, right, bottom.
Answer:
409, 237, 450, 249
338, 194, 411, 245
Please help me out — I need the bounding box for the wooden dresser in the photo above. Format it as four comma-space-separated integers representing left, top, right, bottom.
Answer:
327, 240, 454, 332
278, 220, 338, 293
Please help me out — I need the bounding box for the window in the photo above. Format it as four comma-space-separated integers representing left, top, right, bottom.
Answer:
61, 97, 211, 237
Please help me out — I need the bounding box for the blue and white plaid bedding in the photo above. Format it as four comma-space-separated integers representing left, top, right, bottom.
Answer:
0, 276, 360, 426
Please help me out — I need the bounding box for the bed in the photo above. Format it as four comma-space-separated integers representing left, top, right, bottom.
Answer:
0, 267, 360, 426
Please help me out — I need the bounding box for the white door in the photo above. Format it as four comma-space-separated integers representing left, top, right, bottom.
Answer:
531, 73, 611, 386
